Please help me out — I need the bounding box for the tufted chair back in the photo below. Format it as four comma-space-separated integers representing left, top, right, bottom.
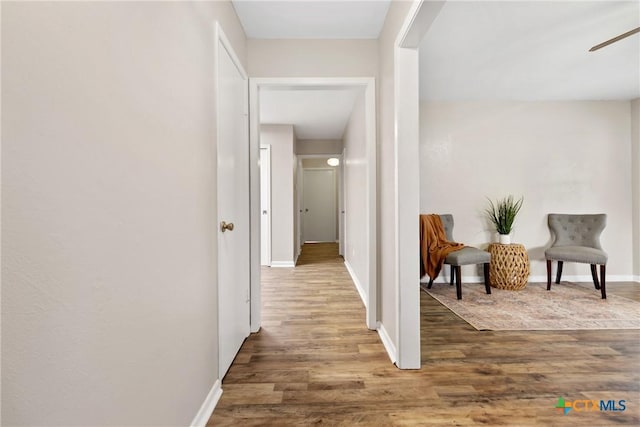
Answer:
439, 214, 455, 242
423, 213, 492, 300
548, 213, 606, 249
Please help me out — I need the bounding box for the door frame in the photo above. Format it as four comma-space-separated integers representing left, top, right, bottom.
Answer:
260, 144, 272, 266
213, 23, 250, 377
249, 78, 377, 331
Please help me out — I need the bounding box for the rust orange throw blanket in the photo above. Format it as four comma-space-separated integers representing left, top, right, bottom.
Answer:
420, 214, 464, 280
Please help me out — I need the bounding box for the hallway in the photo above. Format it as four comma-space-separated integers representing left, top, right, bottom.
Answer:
209, 243, 393, 425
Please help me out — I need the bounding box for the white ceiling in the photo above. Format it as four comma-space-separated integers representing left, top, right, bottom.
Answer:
419, 1, 640, 101
246, 1, 638, 139
260, 87, 363, 139
232, 0, 391, 39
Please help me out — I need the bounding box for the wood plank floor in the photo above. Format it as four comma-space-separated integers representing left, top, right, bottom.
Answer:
208, 243, 639, 426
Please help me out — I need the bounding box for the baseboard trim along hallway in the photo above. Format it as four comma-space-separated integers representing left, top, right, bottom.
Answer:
344, 260, 367, 308
270, 261, 296, 268
376, 322, 398, 365
190, 380, 222, 427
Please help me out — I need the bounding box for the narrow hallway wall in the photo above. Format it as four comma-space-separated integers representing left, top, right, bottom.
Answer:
343, 92, 370, 303
632, 98, 640, 278
376, 0, 415, 358
1, 2, 246, 425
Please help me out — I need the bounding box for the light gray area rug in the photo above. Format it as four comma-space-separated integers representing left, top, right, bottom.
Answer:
421, 282, 640, 330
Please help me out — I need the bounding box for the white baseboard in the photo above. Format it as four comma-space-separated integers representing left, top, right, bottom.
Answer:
190, 379, 222, 427
377, 322, 397, 365
270, 261, 295, 268
344, 260, 367, 308
633, 275, 640, 283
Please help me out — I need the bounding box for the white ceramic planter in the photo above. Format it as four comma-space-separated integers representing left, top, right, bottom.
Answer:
499, 234, 511, 245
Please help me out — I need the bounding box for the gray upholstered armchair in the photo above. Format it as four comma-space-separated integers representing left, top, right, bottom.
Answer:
545, 213, 608, 299
427, 214, 491, 300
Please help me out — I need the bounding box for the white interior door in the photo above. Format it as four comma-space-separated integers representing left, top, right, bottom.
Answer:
302, 169, 336, 242
260, 146, 271, 266
217, 37, 250, 379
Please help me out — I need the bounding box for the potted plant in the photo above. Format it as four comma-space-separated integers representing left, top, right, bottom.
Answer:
485, 195, 523, 244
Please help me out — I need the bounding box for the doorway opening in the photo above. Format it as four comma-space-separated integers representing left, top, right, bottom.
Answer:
250, 78, 377, 331
300, 156, 341, 244
296, 155, 343, 268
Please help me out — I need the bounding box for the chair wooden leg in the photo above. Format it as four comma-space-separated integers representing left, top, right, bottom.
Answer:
590, 264, 600, 290
455, 266, 462, 300
427, 278, 434, 289
450, 265, 455, 286
546, 260, 552, 290
483, 263, 491, 294
555, 261, 563, 284
600, 264, 606, 299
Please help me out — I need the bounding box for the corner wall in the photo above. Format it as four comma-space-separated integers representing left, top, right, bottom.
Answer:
632, 98, 640, 279
377, 0, 415, 358
1, 2, 246, 425
420, 101, 633, 281
343, 92, 369, 303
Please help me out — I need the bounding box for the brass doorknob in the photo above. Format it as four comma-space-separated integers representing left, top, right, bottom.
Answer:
220, 221, 234, 232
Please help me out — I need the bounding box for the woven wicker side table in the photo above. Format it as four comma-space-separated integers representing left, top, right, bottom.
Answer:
488, 243, 530, 290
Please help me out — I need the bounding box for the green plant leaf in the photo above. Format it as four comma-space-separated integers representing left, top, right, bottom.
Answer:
484, 195, 523, 235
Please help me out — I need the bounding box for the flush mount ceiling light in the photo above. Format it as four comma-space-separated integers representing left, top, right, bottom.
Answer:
327, 158, 340, 166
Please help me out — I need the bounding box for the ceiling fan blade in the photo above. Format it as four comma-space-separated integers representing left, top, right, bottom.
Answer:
589, 27, 640, 52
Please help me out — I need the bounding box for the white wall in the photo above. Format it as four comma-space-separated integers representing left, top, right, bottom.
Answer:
248, 39, 377, 77
261, 125, 296, 266
343, 92, 370, 302
296, 139, 343, 155
632, 98, 640, 278
420, 101, 633, 280
1, 2, 246, 425
377, 0, 414, 355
